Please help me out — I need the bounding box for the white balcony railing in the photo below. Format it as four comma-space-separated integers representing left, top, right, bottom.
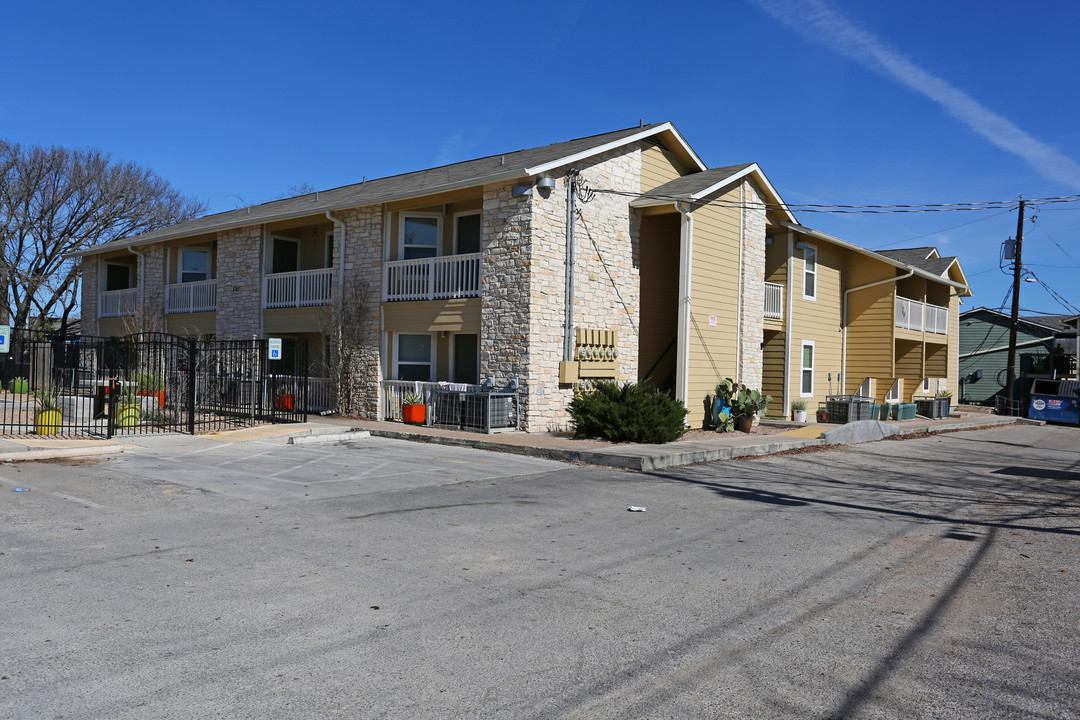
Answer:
896, 296, 948, 335
764, 282, 784, 320
166, 280, 217, 314
99, 288, 138, 318
384, 253, 481, 302
264, 268, 333, 309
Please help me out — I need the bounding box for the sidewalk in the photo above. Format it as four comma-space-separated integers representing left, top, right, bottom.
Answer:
0, 412, 1025, 470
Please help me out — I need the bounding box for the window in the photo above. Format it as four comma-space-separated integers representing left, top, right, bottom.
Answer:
857, 378, 872, 399
325, 232, 335, 268
886, 381, 900, 403
272, 237, 299, 273
455, 212, 481, 254
180, 249, 209, 283
105, 262, 132, 291
401, 214, 440, 260
802, 244, 817, 300
800, 341, 814, 396
395, 334, 433, 381
452, 334, 479, 385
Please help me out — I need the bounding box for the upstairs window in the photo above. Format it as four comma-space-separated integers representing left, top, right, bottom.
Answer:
105, 262, 132, 291
802, 244, 817, 300
180, 249, 209, 283
402, 214, 440, 260
455, 212, 481, 254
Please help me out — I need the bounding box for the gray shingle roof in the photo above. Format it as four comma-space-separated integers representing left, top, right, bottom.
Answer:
638, 164, 753, 199
78, 123, 677, 256
878, 248, 955, 276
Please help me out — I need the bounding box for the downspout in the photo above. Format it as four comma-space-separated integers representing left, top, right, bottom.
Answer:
675, 202, 694, 409
736, 182, 745, 383
783, 232, 794, 415
564, 171, 576, 362
842, 269, 914, 395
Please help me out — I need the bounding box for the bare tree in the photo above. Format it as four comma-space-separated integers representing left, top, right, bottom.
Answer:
0, 139, 205, 334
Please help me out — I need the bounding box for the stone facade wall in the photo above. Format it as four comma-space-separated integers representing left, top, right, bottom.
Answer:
215, 226, 263, 340
332, 206, 384, 418
739, 181, 767, 390
480, 145, 642, 431
136, 244, 167, 333
80, 258, 99, 337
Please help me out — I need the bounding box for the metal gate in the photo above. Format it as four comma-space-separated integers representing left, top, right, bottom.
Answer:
0, 332, 307, 437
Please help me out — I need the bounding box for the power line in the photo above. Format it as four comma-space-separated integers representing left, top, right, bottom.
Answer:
869, 210, 1011, 250
1030, 215, 1080, 267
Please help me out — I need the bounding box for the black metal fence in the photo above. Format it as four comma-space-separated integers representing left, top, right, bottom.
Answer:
0, 332, 307, 437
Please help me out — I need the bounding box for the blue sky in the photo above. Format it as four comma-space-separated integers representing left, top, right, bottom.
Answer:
4, 0, 1078, 317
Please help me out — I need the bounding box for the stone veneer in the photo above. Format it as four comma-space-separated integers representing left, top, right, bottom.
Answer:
331, 207, 384, 419
481, 145, 641, 431
136, 244, 167, 332
215, 226, 263, 339
739, 181, 767, 390
79, 258, 100, 337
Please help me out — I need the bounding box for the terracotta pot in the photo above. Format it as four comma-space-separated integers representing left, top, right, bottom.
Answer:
276, 394, 295, 411
736, 415, 753, 433
816, 410, 829, 423
402, 403, 426, 424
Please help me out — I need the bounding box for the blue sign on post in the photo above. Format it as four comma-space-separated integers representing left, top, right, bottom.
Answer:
0, 324, 9, 354
268, 337, 282, 361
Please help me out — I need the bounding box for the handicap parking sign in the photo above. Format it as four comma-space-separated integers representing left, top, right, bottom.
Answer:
0, 325, 9, 354
268, 337, 282, 360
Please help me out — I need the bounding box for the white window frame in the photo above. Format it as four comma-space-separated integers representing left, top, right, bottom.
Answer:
399, 212, 442, 260
453, 210, 482, 255
922, 377, 932, 394
269, 235, 301, 274
800, 340, 815, 397
802, 244, 817, 301
179, 248, 210, 284
886, 381, 900, 404
394, 333, 434, 382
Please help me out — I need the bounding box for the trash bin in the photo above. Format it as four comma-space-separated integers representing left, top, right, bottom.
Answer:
1028, 379, 1080, 424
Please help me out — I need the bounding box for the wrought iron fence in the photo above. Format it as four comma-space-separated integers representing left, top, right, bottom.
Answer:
0, 332, 307, 437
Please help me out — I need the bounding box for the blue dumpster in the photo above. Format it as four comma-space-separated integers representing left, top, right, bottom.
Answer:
1028, 379, 1080, 425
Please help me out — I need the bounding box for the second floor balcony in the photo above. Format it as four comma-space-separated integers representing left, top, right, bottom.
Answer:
99, 288, 138, 318
896, 296, 948, 335
166, 280, 217, 314
264, 268, 334, 309
384, 253, 481, 302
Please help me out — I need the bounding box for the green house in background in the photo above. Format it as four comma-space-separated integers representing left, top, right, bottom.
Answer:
958, 308, 1077, 405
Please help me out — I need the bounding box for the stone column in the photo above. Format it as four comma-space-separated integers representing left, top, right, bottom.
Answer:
739, 181, 767, 391
216, 226, 263, 340
80, 258, 100, 337
334, 206, 384, 419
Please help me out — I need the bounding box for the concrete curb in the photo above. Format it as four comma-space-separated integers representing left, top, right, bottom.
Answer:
288, 430, 371, 445
0, 444, 126, 463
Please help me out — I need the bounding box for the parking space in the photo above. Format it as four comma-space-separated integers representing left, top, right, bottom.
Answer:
115, 434, 570, 504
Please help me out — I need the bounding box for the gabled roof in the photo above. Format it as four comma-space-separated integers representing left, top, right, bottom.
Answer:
628, 162, 798, 225
781, 225, 972, 295
74, 122, 707, 257
877, 247, 938, 265
959, 307, 1078, 335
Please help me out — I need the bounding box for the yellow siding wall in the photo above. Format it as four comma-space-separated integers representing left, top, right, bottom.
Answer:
638, 212, 680, 387
686, 189, 741, 408
762, 330, 786, 416
640, 143, 690, 192
98, 318, 129, 337
382, 298, 481, 334
895, 340, 923, 402
264, 307, 331, 335
845, 262, 897, 388
789, 240, 844, 407
947, 292, 960, 397
166, 313, 216, 337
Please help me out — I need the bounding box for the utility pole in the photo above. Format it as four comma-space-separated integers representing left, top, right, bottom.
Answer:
1005, 199, 1025, 414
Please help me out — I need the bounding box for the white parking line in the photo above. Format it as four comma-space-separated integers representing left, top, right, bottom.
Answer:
51, 492, 105, 509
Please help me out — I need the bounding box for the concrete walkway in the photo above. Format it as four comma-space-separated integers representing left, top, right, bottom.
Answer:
0, 412, 1025, 471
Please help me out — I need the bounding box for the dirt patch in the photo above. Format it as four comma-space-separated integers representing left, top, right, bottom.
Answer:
22, 457, 101, 465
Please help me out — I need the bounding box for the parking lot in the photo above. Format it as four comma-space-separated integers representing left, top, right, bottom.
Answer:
2, 425, 1078, 718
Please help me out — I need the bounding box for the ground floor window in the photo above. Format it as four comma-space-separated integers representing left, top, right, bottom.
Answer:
800, 341, 814, 396
395, 333, 433, 381
886, 380, 900, 403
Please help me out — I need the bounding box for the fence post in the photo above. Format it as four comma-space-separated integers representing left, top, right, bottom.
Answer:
186, 338, 197, 435
106, 377, 115, 440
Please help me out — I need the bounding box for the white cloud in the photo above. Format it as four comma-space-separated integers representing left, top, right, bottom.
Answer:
753, 0, 1080, 190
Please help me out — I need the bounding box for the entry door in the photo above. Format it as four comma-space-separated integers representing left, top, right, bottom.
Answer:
453, 334, 479, 385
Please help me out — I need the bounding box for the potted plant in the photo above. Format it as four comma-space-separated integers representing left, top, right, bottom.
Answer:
115, 387, 142, 429
710, 378, 738, 432
34, 386, 62, 434
276, 386, 296, 411
9, 377, 28, 394
730, 386, 771, 433
816, 404, 829, 423
135, 372, 166, 409
791, 399, 807, 423
402, 391, 426, 424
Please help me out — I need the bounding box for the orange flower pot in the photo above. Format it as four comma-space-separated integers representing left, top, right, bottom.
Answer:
276, 394, 295, 411
402, 403, 426, 424
137, 390, 166, 408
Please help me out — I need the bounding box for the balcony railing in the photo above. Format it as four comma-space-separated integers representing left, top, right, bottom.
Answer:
99, 288, 138, 318
896, 296, 948, 335
764, 282, 784, 320
264, 268, 333, 309
384, 253, 481, 302
166, 280, 217, 314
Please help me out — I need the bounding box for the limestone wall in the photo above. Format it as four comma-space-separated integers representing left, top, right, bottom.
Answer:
80, 258, 99, 337
739, 181, 767, 390
215, 226, 263, 340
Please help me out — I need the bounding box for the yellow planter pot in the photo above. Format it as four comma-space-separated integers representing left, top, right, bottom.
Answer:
35, 410, 62, 435
117, 404, 141, 429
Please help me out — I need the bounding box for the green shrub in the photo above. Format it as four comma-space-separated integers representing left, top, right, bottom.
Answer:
568, 381, 688, 444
